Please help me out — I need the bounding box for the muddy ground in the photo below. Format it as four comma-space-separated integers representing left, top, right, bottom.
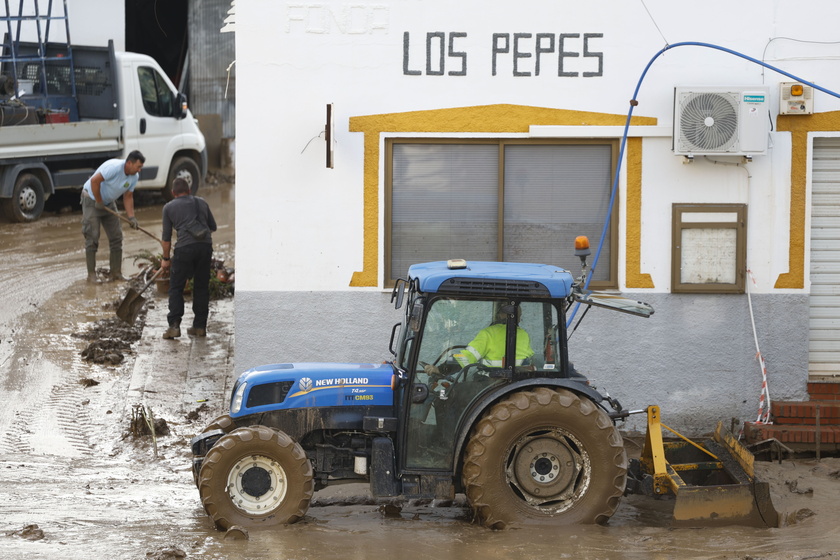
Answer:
1, 177, 840, 560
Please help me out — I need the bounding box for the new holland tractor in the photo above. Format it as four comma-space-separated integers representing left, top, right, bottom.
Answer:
191, 239, 779, 530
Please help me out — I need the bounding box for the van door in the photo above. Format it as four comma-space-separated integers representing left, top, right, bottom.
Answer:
126, 62, 185, 188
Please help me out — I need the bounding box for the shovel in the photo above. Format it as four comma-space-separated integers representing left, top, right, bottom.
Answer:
117, 267, 164, 324
101, 205, 164, 244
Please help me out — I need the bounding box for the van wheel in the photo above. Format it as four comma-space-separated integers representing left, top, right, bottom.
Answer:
198, 426, 314, 530
162, 156, 201, 201
3, 173, 45, 222
462, 387, 627, 529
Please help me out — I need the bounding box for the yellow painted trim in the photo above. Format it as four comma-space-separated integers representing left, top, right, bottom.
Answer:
775, 111, 840, 289
626, 137, 655, 288
348, 104, 657, 287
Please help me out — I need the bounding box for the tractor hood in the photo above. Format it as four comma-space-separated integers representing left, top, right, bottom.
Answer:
230, 362, 396, 418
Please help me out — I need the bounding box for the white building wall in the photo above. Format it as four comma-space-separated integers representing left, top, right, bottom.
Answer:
234, 0, 840, 432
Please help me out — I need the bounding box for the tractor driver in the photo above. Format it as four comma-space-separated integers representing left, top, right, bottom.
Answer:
423, 304, 535, 376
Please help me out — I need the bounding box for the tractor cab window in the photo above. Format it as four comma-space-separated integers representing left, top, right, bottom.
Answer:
405, 298, 561, 469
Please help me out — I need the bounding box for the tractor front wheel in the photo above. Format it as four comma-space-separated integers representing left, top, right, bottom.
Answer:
462, 387, 627, 529
197, 426, 313, 530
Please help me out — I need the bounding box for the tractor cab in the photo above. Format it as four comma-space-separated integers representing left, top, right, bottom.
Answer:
389, 258, 603, 473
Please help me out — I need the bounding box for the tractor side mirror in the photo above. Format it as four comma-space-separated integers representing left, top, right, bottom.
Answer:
391, 278, 407, 309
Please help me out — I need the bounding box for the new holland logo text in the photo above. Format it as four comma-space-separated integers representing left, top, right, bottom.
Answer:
298, 377, 370, 394
315, 377, 369, 387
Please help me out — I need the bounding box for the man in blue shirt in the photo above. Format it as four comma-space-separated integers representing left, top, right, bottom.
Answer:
81, 150, 145, 283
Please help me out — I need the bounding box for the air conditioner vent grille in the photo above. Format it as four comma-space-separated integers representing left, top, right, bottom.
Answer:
679, 93, 738, 151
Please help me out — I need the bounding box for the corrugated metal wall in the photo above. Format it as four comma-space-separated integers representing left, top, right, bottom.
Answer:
188, 0, 235, 156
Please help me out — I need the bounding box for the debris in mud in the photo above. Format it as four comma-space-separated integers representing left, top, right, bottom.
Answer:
131, 405, 170, 437
79, 378, 100, 387
75, 317, 142, 343
206, 169, 235, 186
223, 526, 249, 541
76, 317, 142, 365
789, 508, 817, 524
145, 546, 186, 559
185, 402, 209, 422
131, 404, 169, 437
379, 503, 403, 518
80, 339, 127, 364
785, 479, 814, 495
8, 524, 45, 541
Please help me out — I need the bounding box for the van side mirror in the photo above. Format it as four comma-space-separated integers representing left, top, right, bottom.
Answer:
175, 92, 188, 119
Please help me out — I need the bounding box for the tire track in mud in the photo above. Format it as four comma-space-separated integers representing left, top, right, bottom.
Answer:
0, 408, 35, 455
45, 378, 96, 457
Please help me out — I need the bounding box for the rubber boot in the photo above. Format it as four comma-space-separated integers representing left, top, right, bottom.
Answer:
163, 320, 181, 340
107, 249, 125, 282
187, 327, 207, 337
86, 250, 99, 284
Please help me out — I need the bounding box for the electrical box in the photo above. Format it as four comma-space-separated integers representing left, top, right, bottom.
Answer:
779, 82, 813, 115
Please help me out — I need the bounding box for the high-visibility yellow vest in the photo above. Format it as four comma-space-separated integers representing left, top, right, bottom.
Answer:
453, 323, 534, 368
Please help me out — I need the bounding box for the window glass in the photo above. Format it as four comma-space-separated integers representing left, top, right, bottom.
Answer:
388, 141, 615, 286
138, 67, 159, 115
154, 70, 174, 117
138, 66, 174, 117
671, 204, 746, 293
405, 298, 559, 469
504, 144, 612, 280
391, 144, 498, 278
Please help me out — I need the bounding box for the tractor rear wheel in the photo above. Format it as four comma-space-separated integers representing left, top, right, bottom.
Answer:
198, 426, 314, 530
462, 387, 627, 529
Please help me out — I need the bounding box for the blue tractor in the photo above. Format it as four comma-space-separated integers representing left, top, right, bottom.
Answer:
190, 239, 654, 530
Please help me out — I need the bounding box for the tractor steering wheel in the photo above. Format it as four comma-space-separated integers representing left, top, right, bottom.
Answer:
431, 344, 467, 366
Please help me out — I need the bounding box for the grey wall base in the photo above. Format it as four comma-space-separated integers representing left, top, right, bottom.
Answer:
235, 291, 809, 436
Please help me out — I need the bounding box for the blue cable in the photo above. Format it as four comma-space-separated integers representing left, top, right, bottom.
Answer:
567, 41, 840, 329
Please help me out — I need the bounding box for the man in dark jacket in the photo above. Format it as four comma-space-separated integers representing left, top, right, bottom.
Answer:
159, 178, 217, 339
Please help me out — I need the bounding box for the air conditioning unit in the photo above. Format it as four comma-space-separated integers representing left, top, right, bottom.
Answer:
673, 87, 770, 156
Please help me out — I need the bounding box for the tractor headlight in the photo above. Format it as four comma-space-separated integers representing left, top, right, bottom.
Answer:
231, 381, 247, 414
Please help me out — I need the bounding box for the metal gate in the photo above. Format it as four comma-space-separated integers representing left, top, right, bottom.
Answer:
809, 137, 840, 380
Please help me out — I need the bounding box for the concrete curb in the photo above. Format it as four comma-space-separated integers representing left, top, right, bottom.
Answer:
127, 294, 235, 420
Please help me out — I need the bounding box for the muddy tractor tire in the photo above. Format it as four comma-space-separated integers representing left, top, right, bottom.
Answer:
192, 414, 238, 487
462, 387, 627, 529
202, 414, 236, 434
3, 172, 45, 222
197, 426, 314, 530
162, 156, 201, 201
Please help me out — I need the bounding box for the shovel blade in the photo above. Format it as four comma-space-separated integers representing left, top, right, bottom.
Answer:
117, 288, 147, 324
672, 483, 777, 527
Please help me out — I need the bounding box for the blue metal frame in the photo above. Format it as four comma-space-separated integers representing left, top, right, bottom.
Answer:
2, 0, 76, 113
